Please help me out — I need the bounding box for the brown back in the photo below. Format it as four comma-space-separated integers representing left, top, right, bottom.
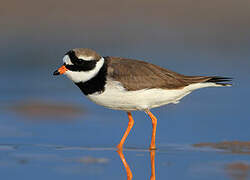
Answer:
105, 57, 212, 91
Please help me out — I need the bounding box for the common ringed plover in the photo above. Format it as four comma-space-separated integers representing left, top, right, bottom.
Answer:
53, 48, 232, 150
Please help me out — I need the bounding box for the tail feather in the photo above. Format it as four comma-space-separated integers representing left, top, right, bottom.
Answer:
206, 76, 232, 86
183, 75, 232, 87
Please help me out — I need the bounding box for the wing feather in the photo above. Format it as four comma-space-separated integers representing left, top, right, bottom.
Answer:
105, 57, 189, 90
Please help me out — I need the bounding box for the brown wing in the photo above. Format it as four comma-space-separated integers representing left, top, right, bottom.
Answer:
105, 56, 231, 91
105, 56, 193, 91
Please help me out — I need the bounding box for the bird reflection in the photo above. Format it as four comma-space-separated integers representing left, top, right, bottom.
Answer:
117, 149, 156, 180
150, 150, 156, 180
117, 150, 133, 179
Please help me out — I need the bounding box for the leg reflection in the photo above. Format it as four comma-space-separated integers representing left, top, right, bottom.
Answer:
117, 149, 156, 180
150, 150, 156, 180
117, 150, 133, 180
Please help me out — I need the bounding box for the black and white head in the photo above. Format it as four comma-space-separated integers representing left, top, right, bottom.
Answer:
53, 48, 105, 83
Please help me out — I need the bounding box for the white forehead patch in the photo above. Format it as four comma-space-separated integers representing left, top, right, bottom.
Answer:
63, 55, 73, 65
78, 55, 95, 61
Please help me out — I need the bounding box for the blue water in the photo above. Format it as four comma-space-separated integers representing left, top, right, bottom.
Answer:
0, 57, 249, 179
1, 143, 249, 180
1, 0, 250, 178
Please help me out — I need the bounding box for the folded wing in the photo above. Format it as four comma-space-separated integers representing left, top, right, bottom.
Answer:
105, 57, 232, 91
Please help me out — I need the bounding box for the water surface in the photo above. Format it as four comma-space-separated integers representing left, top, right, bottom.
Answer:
1, 0, 250, 179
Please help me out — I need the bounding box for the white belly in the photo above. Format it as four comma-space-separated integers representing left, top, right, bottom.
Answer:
86, 81, 213, 111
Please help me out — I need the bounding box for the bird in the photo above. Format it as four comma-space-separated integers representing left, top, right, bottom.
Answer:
53, 48, 232, 150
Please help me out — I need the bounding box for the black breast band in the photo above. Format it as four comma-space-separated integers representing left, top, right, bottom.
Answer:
74, 58, 108, 95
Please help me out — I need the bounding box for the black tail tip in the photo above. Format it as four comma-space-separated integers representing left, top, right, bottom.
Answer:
207, 76, 233, 86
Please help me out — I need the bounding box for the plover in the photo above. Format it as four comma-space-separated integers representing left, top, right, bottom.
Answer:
53, 48, 232, 150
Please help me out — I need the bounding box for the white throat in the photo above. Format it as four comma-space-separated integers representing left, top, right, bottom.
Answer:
64, 57, 105, 83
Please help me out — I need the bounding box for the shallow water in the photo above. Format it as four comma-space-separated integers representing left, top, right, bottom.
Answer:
1, 143, 250, 180
1, 51, 249, 179
1, 0, 250, 179
1, 68, 249, 179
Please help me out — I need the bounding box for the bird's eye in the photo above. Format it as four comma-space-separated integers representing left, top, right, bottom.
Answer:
76, 59, 84, 65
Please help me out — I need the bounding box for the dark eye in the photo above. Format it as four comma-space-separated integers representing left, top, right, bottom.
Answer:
74, 58, 86, 66
77, 59, 84, 64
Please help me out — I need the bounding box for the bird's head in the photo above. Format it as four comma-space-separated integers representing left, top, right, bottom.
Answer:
53, 48, 105, 83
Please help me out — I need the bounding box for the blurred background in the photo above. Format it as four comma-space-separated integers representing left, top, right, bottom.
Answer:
0, 0, 250, 179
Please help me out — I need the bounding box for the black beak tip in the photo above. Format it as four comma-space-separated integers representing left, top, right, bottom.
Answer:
53, 70, 60, 76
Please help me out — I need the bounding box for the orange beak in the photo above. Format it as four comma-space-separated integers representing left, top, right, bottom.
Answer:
53, 65, 68, 76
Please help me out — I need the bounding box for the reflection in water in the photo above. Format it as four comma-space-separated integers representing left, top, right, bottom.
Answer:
193, 141, 250, 154
117, 150, 156, 180
150, 150, 156, 180
117, 150, 133, 180
225, 162, 250, 180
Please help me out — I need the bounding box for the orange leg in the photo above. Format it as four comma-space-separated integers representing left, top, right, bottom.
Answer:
146, 110, 158, 150
117, 150, 133, 180
117, 112, 134, 150
150, 150, 156, 180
